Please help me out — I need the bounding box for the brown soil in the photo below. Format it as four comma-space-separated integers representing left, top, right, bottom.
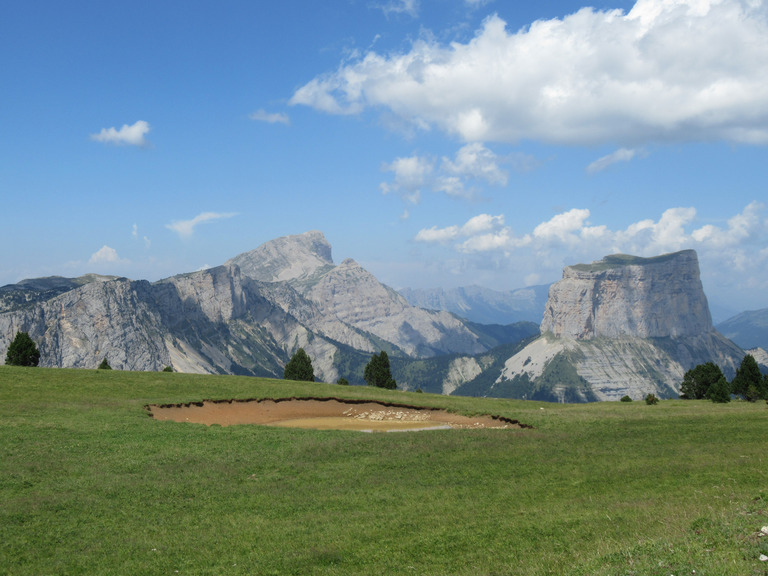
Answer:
146, 397, 529, 432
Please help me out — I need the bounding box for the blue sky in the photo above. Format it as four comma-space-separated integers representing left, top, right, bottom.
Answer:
2, 0, 767, 314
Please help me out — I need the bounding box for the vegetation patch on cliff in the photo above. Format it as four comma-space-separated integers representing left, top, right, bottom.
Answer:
569, 250, 692, 273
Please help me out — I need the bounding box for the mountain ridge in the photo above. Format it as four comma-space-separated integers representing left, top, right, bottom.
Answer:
0, 232, 526, 385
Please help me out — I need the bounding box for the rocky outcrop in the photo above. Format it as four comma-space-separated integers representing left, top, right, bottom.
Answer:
0, 278, 171, 371
494, 250, 748, 401
227, 232, 490, 358
541, 251, 712, 339
304, 258, 485, 357
226, 230, 333, 285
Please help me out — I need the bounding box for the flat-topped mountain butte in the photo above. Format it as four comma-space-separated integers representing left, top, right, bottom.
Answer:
482, 250, 748, 401
0, 232, 527, 384
541, 251, 713, 339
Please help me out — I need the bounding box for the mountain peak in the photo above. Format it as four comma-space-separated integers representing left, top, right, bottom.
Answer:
226, 230, 333, 283
541, 249, 712, 339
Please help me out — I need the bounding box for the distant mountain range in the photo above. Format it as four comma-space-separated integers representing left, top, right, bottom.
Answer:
716, 309, 768, 351
398, 284, 550, 325
0, 232, 534, 387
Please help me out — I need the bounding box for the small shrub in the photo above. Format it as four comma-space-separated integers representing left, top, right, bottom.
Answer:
336, 378, 349, 385
162, 366, 173, 372
98, 358, 112, 370
620, 395, 632, 402
645, 393, 659, 405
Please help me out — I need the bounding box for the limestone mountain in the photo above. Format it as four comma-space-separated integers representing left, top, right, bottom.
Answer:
0, 231, 522, 383
228, 231, 493, 357
465, 250, 749, 401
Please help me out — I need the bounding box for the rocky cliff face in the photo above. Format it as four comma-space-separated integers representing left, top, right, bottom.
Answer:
226, 230, 333, 285
540, 250, 713, 339
493, 250, 748, 401
227, 232, 488, 358
0, 231, 508, 382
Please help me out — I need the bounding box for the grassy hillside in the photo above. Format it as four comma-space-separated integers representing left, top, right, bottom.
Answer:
2, 366, 767, 575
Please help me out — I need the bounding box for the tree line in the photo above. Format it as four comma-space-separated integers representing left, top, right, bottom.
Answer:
680, 354, 768, 403
283, 347, 396, 389
7, 330, 766, 401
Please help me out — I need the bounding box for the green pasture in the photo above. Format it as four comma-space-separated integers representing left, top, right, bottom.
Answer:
1, 366, 767, 575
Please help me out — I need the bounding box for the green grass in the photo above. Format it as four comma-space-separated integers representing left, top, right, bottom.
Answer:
2, 366, 767, 575
569, 251, 686, 273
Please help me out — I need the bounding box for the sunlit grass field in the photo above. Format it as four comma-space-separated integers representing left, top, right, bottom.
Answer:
1, 365, 767, 575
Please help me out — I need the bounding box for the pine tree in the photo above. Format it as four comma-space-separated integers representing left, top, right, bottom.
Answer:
731, 354, 762, 400
4, 331, 40, 367
706, 375, 731, 403
680, 362, 725, 399
283, 348, 315, 382
364, 351, 396, 389
98, 358, 112, 370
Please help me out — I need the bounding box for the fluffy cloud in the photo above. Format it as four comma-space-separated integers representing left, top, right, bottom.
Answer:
416, 213, 507, 244
415, 203, 768, 286
166, 212, 238, 239
382, 142, 510, 201
249, 109, 290, 125
380, 155, 434, 203
90, 120, 150, 147
291, 0, 768, 146
88, 245, 121, 264
413, 201, 768, 306
448, 143, 507, 185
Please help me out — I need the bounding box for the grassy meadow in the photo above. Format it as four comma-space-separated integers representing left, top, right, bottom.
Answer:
1, 365, 767, 575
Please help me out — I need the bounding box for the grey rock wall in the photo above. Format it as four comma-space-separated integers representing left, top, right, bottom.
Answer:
541, 250, 712, 339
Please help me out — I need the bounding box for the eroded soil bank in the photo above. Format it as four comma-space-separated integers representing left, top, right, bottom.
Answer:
146, 397, 530, 432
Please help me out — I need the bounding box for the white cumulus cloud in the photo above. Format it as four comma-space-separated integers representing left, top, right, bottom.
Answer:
90, 120, 151, 147
414, 201, 768, 304
166, 212, 238, 239
89, 245, 121, 264
291, 0, 768, 146
383, 142, 511, 201
380, 155, 434, 203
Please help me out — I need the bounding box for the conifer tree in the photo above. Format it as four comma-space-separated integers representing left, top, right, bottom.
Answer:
680, 362, 725, 399
364, 351, 396, 389
707, 375, 731, 403
4, 331, 40, 367
731, 354, 762, 400
283, 348, 315, 382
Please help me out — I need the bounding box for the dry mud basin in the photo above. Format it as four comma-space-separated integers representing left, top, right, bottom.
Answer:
147, 397, 529, 432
